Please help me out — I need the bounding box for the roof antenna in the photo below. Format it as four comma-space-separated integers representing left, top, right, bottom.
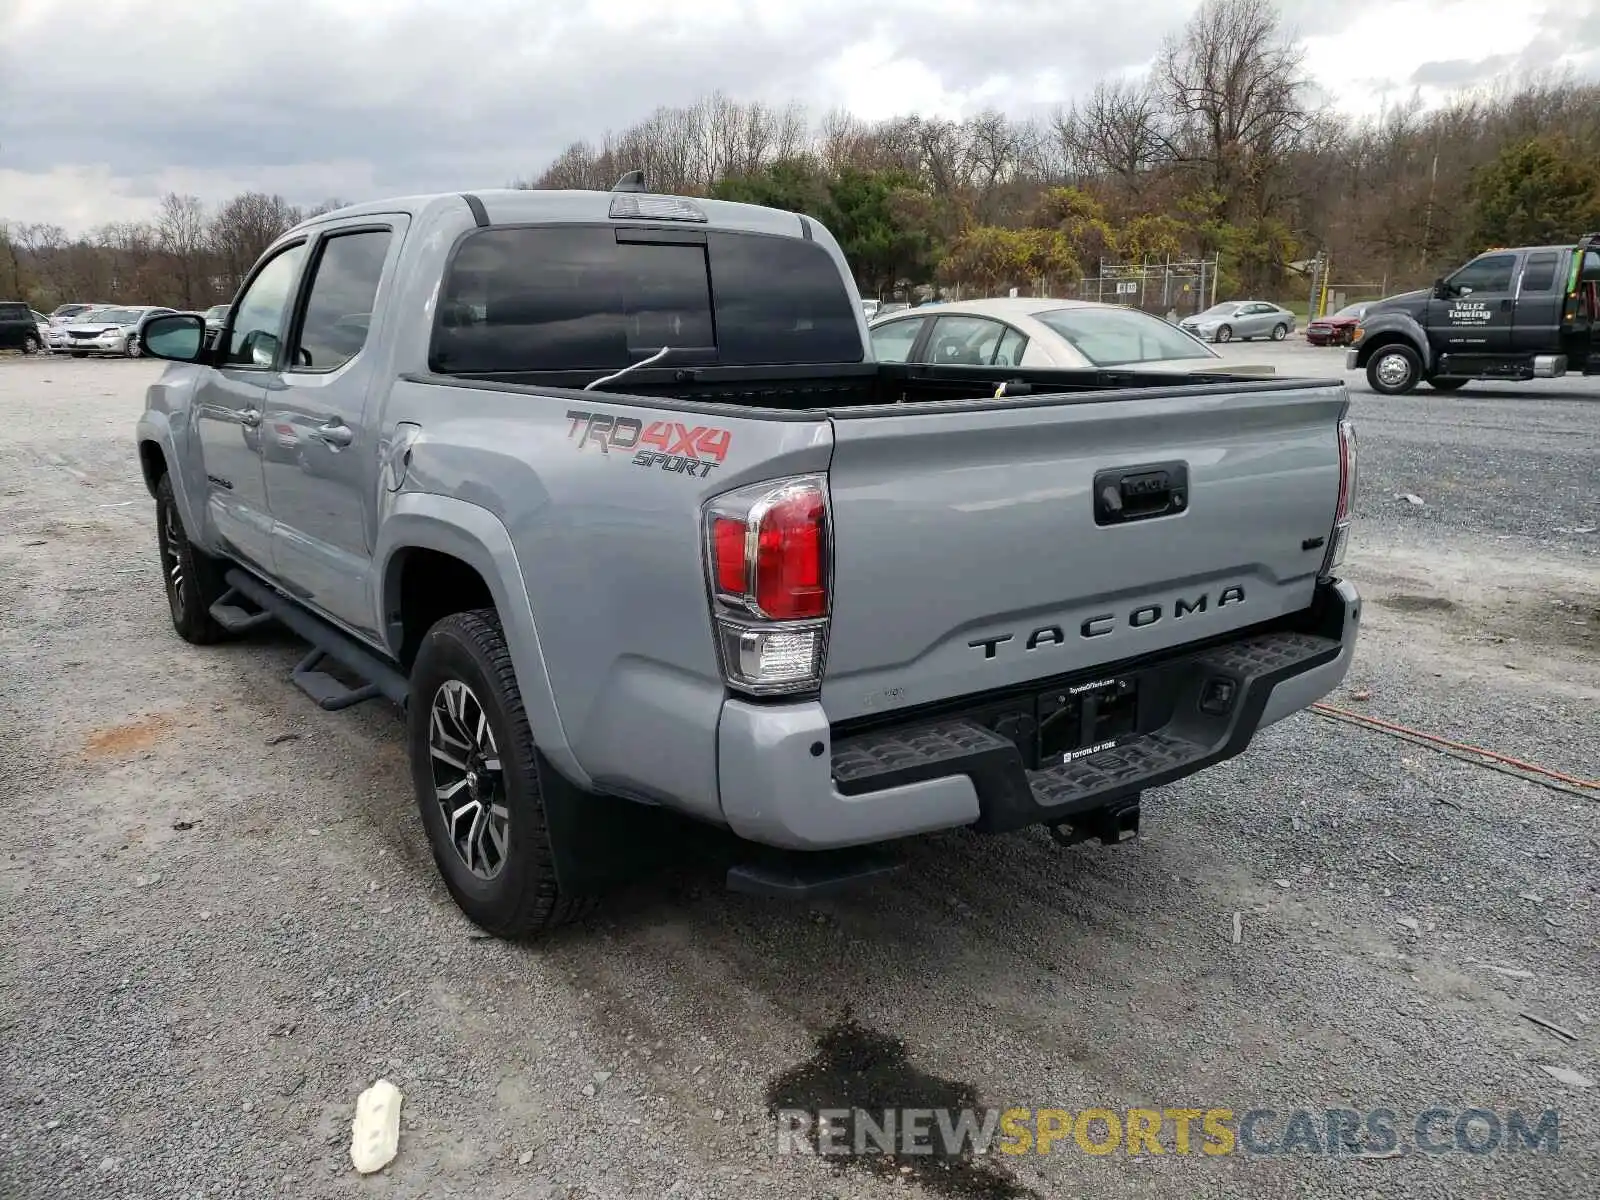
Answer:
612, 170, 648, 193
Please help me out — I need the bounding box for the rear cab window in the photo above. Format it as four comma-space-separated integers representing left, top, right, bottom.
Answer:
431, 226, 864, 374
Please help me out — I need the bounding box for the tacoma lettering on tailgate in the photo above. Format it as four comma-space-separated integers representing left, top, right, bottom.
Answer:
969, 586, 1246, 659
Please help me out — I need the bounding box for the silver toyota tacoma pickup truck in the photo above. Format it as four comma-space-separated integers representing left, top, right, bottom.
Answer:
134, 178, 1360, 936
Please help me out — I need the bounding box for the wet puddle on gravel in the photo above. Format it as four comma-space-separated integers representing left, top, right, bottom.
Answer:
765, 1008, 1033, 1199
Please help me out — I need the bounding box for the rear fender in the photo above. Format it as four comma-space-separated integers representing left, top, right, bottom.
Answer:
373, 491, 589, 790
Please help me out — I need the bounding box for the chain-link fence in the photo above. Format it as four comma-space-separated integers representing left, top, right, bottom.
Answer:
1078, 258, 1222, 319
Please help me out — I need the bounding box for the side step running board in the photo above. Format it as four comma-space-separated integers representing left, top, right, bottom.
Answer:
214, 569, 410, 711
208, 587, 276, 633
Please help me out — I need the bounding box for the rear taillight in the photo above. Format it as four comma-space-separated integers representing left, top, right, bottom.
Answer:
1321, 416, 1357, 578
703, 475, 831, 696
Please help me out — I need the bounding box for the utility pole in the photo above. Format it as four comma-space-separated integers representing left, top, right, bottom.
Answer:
1420, 151, 1438, 272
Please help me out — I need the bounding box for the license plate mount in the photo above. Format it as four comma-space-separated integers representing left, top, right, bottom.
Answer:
1035, 674, 1140, 768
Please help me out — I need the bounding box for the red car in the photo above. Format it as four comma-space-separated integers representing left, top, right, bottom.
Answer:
1306, 301, 1369, 346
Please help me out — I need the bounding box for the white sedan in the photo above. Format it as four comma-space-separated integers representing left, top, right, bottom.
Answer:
867, 297, 1276, 376
52, 305, 179, 357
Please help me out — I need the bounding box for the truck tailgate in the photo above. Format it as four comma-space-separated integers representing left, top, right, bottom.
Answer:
820, 381, 1348, 721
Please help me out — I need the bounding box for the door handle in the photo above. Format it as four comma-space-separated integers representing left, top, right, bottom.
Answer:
240, 408, 262, 428
312, 420, 354, 448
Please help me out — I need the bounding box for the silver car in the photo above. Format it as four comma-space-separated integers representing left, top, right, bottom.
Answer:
1180, 301, 1296, 343
56, 305, 179, 357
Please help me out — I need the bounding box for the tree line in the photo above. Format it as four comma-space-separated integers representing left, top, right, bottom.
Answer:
0, 192, 349, 314
520, 0, 1600, 302
4, 0, 1598, 312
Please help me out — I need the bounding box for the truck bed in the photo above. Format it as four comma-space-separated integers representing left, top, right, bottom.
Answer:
405, 360, 1309, 412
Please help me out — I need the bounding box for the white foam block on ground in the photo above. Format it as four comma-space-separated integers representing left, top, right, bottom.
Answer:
349, 1078, 403, 1173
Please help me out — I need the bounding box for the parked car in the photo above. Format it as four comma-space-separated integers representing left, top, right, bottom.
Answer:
49, 302, 104, 324
56, 305, 179, 357
0, 301, 45, 353
1348, 234, 1600, 394
1180, 301, 1297, 343
201, 303, 229, 349
135, 182, 1358, 936
1306, 302, 1369, 347
868, 297, 1277, 376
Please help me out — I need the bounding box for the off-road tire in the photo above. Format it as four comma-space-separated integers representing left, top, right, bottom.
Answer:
154, 473, 231, 644
408, 609, 594, 938
1425, 377, 1468, 392
1271, 323, 1288, 341
1216, 325, 1233, 343
1365, 343, 1422, 395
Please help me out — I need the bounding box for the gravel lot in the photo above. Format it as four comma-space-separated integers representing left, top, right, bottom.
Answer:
1, 351, 1596, 1200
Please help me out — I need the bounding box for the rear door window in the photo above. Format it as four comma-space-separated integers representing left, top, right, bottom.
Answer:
291, 229, 393, 371
869, 317, 925, 363
431, 225, 862, 373
925, 315, 1008, 365
1519, 252, 1559, 293
994, 324, 1028, 367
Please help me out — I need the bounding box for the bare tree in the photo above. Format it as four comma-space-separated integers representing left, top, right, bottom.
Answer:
1054, 80, 1170, 189
155, 193, 209, 308
1156, 0, 1309, 221
209, 192, 298, 292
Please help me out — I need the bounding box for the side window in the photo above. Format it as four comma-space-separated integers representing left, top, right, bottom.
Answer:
994, 325, 1029, 367
1448, 253, 1516, 296
926, 315, 1007, 365
226, 243, 308, 368
1519, 252, 1559, 293
869, 318, 925, 363
293, 230, 393, 372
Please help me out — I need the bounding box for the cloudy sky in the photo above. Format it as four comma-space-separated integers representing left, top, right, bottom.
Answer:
1, 0, 1594, 234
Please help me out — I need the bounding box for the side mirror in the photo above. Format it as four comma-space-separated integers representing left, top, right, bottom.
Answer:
237, 328, 280, 368
1431, 277, 1450, 300
141, 313, 207, 362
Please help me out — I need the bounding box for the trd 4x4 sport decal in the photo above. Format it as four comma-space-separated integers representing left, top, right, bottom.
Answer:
564, 410, 731, 479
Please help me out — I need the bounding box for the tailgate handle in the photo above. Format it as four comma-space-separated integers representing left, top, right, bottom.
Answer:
1093, 463, 1189, 526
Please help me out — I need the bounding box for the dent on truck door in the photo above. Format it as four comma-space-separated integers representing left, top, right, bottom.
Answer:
194, 240, 308, 572
262, 222, 404, 636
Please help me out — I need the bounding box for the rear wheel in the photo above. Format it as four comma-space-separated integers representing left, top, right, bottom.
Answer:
1271, 323, 1288, 341
154, 473, 230, 644
1365, 343, 1422, 395
1216, 325, 1233, 343
1426, 377, 1468, 392
408, 609, 592, 938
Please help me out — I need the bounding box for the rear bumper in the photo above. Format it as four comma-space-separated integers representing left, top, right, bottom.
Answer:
716, 578, 1360, 850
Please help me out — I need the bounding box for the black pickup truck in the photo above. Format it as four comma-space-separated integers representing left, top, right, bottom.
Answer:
1348, 233, 1600, 394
